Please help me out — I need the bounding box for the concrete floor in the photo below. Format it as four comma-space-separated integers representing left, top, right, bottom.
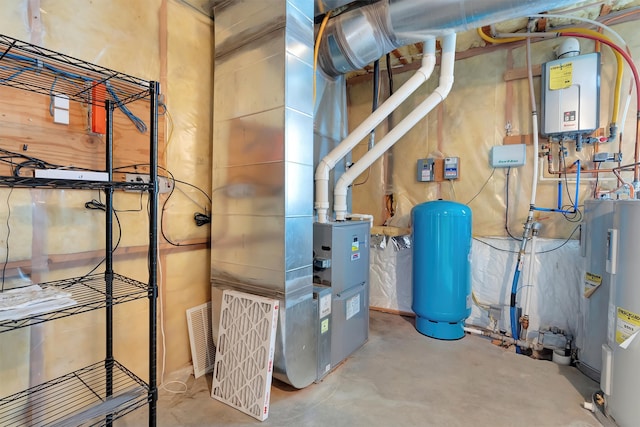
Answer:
122, 311, 600, 427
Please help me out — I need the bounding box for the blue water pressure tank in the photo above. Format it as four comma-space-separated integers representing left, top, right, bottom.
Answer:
411, 200, 472, 340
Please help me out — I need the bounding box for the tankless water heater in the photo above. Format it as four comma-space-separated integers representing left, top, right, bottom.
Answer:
541, 52, 600, 138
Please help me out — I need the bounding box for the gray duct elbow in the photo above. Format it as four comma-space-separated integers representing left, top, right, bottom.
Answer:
318, 0, 579, 77
318, 1, 405, 77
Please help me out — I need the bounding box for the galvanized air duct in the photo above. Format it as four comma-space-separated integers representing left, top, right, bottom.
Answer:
318, 0, 579, 76
211, 0, 318, 389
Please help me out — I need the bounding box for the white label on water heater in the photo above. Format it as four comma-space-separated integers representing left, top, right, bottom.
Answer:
616, 307, 640, 345
466, 294, 472, 310
346, 294, 360, 320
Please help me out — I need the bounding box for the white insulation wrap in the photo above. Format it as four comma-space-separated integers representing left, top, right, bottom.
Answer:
370, 236, 582, 339
370, 236, 412, 312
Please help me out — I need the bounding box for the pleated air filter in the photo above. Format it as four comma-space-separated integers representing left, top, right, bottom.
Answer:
211, 290, 279, 421
186, 302, 216, 379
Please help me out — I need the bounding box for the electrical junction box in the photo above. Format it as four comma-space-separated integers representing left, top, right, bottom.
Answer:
444, 157, 459, 179
417, 158, 459, 181
593, 152, 622, 163
490, 144, 526, 168
541, 52, 600, 137
417, 158, 435, 182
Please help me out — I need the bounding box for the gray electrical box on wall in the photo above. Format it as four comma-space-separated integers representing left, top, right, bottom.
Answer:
417, 158, 435, 182
541, 52, 600, 137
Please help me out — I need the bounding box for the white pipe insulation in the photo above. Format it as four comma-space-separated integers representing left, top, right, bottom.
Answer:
333, 33, 457, 221
314, 38, 437, 223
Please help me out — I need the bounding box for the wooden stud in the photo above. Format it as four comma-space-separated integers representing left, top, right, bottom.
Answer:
503, 64, 542, 82
600, 4, 613, 17
27, 0, 42, 46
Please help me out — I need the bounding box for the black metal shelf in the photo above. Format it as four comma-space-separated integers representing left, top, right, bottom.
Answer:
0, 359, 149, 427
0, 175, 153, 191
0, 34, 151, 106
0, 273, 148, 333
0, 32, 159, 426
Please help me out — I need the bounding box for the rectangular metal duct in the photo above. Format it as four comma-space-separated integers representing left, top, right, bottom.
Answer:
211, 0, 318, 388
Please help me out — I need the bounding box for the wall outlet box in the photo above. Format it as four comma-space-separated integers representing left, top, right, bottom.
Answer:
53, 108, 69, 125
125, 173, 173, 194
53, 94, 70, 110
490, 144, 526, 168
444, 157, 459, 179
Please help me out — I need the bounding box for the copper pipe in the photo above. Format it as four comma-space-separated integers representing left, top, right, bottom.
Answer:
612, 169, 635, 198
613, 161, 640, 172
546, 168, 613, 175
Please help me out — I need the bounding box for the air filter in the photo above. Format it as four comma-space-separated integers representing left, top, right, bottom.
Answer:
186, 302, 216, 379
211, 290, 279, 421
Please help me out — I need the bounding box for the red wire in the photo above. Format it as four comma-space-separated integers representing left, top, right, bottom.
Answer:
559, 32, 640, 105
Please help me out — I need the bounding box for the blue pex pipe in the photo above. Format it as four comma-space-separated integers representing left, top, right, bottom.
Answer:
510, 269, 521, 354
557, 181, 562, 209
534, 160, 581, 214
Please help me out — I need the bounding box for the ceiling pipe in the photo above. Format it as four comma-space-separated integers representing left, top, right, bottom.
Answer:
314, 38, 437, 223
318, 0, 579, 77
333, 32, 456, 221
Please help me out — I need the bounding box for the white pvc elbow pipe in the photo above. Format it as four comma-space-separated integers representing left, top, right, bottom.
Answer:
333, 33, 457, 221
314, 38, 437, 223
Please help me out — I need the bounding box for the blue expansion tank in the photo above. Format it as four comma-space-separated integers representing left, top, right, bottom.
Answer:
411, 200, 472, 340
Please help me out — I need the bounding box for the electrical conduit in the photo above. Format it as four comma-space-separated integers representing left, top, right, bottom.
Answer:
332, 33, 456, 221
314, 38, 437, 223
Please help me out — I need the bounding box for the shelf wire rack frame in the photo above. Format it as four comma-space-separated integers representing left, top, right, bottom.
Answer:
0, 359, 149, 427
0, 273, 148, 333
0, 34, 151, 107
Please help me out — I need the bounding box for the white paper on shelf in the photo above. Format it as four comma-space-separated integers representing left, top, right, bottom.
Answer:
0, 285, 72, 310
0, 285, 76, 321
0, 297, 77, 321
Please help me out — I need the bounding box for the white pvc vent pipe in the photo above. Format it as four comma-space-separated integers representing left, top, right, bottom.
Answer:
333, 33, 456, 221
314, 38, 436, 223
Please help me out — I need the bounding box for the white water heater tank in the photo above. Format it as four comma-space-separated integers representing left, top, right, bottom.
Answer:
602, 200, 640, 427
